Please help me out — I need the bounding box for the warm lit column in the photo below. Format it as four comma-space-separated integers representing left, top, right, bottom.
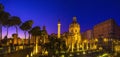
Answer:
82, 42, 84, 51
83, 40, 87, 50
86, 43, 88, 50
35, 36, 38, 53
71, 43, 74, 52
58, 19, 61, 38
90, 43, 92, 50
77, 43, 80, 51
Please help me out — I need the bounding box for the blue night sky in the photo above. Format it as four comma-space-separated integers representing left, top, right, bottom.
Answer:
0, 0, 120, 38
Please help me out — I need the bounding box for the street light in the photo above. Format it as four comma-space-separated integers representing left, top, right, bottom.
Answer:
103, 38, 108, 42
95, 38, 98, 42
84, 40, 87, 43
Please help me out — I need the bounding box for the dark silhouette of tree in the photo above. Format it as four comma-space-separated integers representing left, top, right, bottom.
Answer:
0, 3, 4, 12
4, 19, 13, 37
40, 26, 48, 44
28, 30, 31, 45
28, 26, 41, 45
10, 16, 22, 34
20, 20, 33, 42
43, 36, 66, 56
0, 4, 10, 38
0, 12, 11, 37
29, 26, 41, 44
30, 26, 41, 36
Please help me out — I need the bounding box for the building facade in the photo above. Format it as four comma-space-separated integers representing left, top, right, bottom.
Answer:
65, 17, 82, 52
82, 29, 93, 40
93, 19, 120, 39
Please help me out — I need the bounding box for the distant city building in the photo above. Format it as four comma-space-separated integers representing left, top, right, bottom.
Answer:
82, 29, 93, 40
93, 19, 120, 39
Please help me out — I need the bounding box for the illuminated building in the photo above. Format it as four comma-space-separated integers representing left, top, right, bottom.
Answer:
93, 19, 120, 52
93, 19, 120, 39
30, 36, 37, 44
82, 29, 93, 40
66, 16, 81, 52
58, 19, 61, 38
114, 43, 120, 53
64, 17, 96, 52
12, 34, 22, 45
12, 34, 19, 45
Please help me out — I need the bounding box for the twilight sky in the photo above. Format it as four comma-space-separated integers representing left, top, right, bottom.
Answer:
0, 0, 120, 38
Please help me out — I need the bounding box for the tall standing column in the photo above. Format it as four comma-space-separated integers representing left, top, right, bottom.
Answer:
58, 19, 61, 38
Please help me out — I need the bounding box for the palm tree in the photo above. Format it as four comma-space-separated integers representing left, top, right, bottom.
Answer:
10, 16, 22, 34
20, 20, 33, 43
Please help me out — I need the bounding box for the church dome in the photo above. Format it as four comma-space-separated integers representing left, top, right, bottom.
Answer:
69, 17, 80, 33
